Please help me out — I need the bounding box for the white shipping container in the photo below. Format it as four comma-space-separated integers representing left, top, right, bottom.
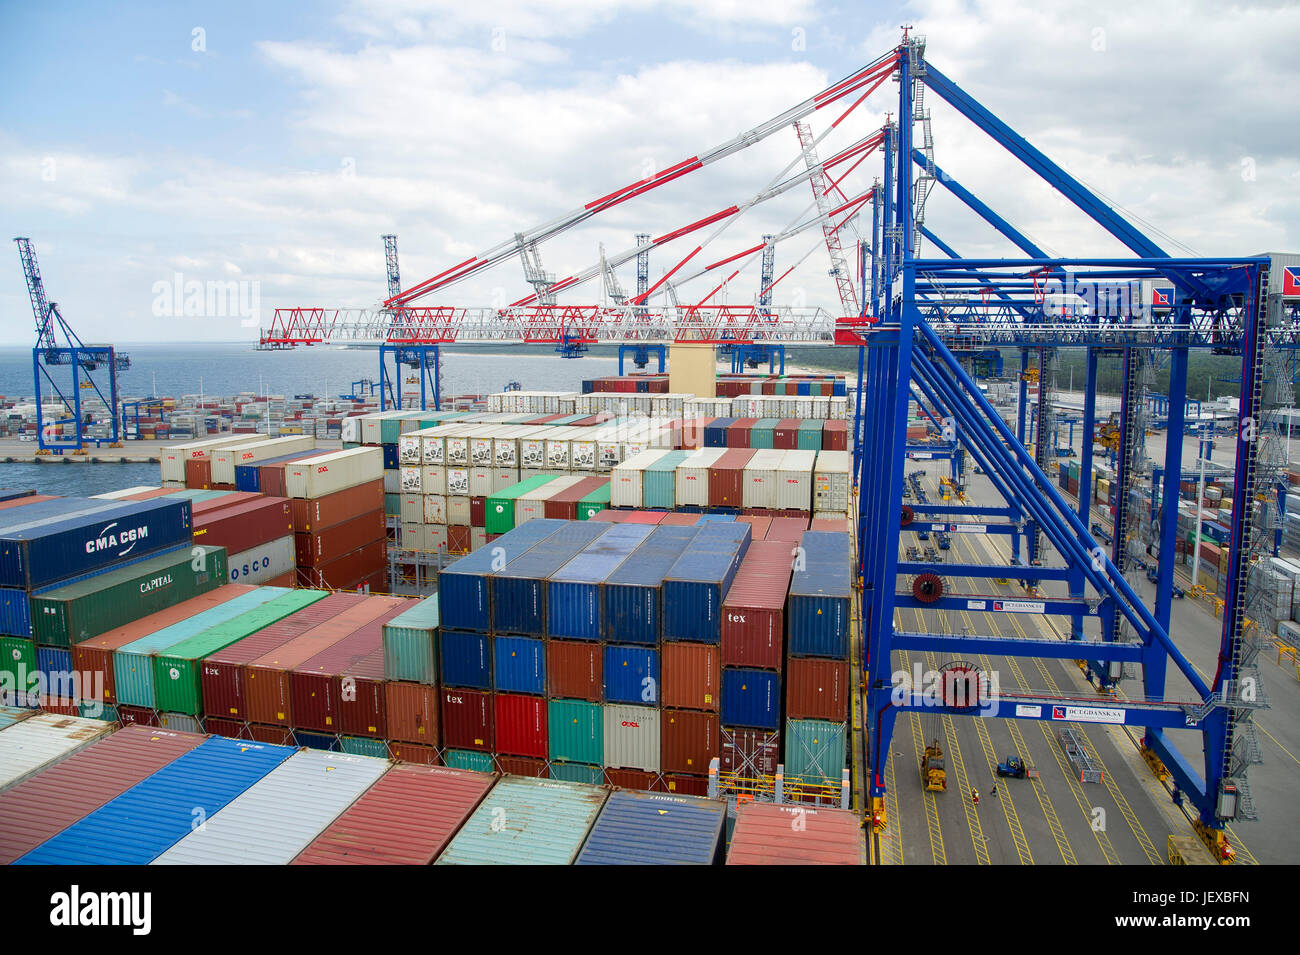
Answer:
226, 536, 296, 585
92, 485, 160, 500
676, 447, 727, 507
603, 704, 661, 772
468, 465, 494, 498
421, 466, 447, 496
423, 494, 447, 525
160, 434, 263, 483
401, 522, 426, 552
153, 751, 390, 865
0, 714, 114, 791
445, 433, 472, 466
470, 527, 488, 552
516, 476, 585, 524
742, 449, 786, 509
284, 446, 383, 499
400, 494, 424, 524
447, 496, 471, 526
611, 449, 672, 509
493, 469, 519, 493
775, 450, 817, 511
814, 450, 852, 513
398, 431, 423, 464
400, 466, 423, 493
445, 467, 470, 496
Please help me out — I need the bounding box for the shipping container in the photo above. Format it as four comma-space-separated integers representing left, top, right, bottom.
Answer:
784, 718, 847, 786
443, 749, 493, 771
787, 531, 851, 659
675, 447, 727, 507
227, 536, 296, 586
29, 545, 228, 648
641, 450, 689, 509
708, 448, 756, 508
491, 522, 609, 636
385, 680, 440, 746
764, 516, 809, 542
154, 750, 390, 864
438, 519, 565, 632
0, 704, 37, 732
290, 478, 384, 533
720, 541, 792, 670
603, 525, 699, 645
437, 775, 608, 865
603, 644, 659, 704
292, 764, 494, 864
382, 595, 439, 684
719, 726, 780, 775
721, 668, 781, 729
661, 707, 719, 776
775, 449, 816, 511
484, 474, 562, 534
741, 449, 785, 509
610, 449, 672, 508
440, 630, 492, 689
726, 801, 864, 864
235, 449, 326, 493
285, 447, 384, 499
547, 640, 602, 702
0, 713, 115, 791
441, 687, 494, 752
16, 736, 294, 864
576, 789, 726, 865
211, 436, 317, 485
542, 476, 609, 520
494, 691, 548, 758
576, 483, 612, 520
294, 507, 384, 567
603, 703, 660, 771
295, 538, 386, 590
193, 496, 293, 556
661, 641, 720, 711
494, 636, 546, 695
160, 435, 266, 483
786, 657, 850, 722
547, 523, 654, 640
662, 522, 752, 643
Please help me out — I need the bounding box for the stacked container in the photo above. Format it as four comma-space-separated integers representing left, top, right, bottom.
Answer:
285, 447, 387, 590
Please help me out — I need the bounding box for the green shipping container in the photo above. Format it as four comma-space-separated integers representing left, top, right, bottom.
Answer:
1, 637, 36, 695
750, 418, 780, 449
576, 484, 612, 521
385, 493, 402, 517
785, 718, 847, 786
796, 419, 824, 451
548, 761, 604, 785
643, 452, 689, 509
444, 749, 495, 772
30, 546, 229, 648
152, 588, 330, 715
382, 595, 439, 684
78, 701, 118, 722
547, 699, 602, 764
486, 474, 559, 535
340, 735, 391, 758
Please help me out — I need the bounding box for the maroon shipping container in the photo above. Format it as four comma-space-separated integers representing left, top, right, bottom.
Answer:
243, 595, 407, 726
773, 419, 801, 450
74, 585, 255, 704
721, 541, 792, 669
809, 517, 851, 533
41, 697, 81, 716
588, 509, 629, 523
708, 448, 756, 508
115, 704, 160, 727
294, 507, 385, 567
442, 688, 494, 752
296, 538, 387, 589
494, 692, 547, 759
447, 525, 471, 553
604, 768, 664, 792
291, 765, 495, 865
662, 774, 709, 797
543, 477, 609, 520
659, 512, 700, 526
290, 601, 409, 733
496, 755, 548, 777
720, 726, 780, 776
736, 515, 771, 540
764, 516, 809, 542
202, 592, 366, 720
260, 451, 330, 498
661, 642, 720, 711
388, 741, 440, 765
547, 640, 602, 702
194, 497, 294, 555
337, 648, 388, 738
726, 418, 758, 449
202, 717, 254, 740
246, 722, 295, 745
662, 708, 719, 775
385, 681, 440, 747
727, 802, 864, 865
822, 419, 848, 451
0, 726, 205, 864
786, 657, 850, 722
191, 491, 262, 516
185, 457, 212, 489
469, 496, 486, 527
291, 478, 384, 533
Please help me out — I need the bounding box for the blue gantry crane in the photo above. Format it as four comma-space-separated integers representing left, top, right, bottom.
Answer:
379, 234, 442, 411
15, 237, 127, 452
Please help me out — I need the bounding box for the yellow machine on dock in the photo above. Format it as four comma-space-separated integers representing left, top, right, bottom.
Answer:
922, 739, 947, 792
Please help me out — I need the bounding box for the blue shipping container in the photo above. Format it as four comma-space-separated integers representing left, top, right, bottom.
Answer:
235, 450, 316, 492
438, 519, 566, 631
0, 498, 193, 590
293, 730, 342, 751
35, 645, 72, 683
661, 522, 751, 643
704, 418, 736, 448
721, 667, 781, 729
491, 522, 609, 636
16, 736, 293, 864
695, 513, 736, 523
604, 525, 700, 645
440, 630, 492, 689
547, 524, 654, 640
383, 443, 399, 470
494, 635, 546, 695
787, 531, 852, 659
604, 644, 660, 704
0, 497, 120, 533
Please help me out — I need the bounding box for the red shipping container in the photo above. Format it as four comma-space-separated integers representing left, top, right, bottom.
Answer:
185, 458, 212, 489
662, 774, 709, 797
720, 726, 780, 776
41, 697, 81, 716
661, 643, 720, 711
202, 592, 367, 720
385, 681, 440, 746
291, 478, 384, 533
626, 511, 666, 525
247, 723, 296, 745
115, 704, 160, 727
678, 417, 714, 450
447, 524, 471, 553
243, 595, 406, 726
290, 602, 408, 733
786, 657, 850, 722
588, 510, 629, 523
727, 418, 759, 449
494, 692, 547, 759
496, 755, 548, 777
203, 717, 253, 740
543, 477, 608, 520
547, 640, 602, 702
74, 585, 254, 704
388, 741, 440, 765
0, 725, 205, 865
295, 507, 385, 567
659, 513, 699, 526
191, 491, 262, 516
822, 420, 848, 451
259, 451, 329, 498
764, 516, 809, 542
264, 571, 297, 587
0, 494, 56, 513
442, 688, 494, 752
721, 542, 792, 669
736, 515, 771, 540
662, 708, 719, 775
708, 448, 756, 508
727, 802, 864, 864
470, 496, 486, 527
604, 768, 664, 792
337, 648, 388, 738
193, 496, 293, 555
773, 419, 801, 450
296, 538, 386, 589
810, 517, 850, 533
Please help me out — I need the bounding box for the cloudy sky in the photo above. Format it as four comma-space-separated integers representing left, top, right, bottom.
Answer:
1, 0, 1297, 344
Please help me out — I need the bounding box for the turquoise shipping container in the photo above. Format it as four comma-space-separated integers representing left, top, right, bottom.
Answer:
444, 749, 495, 772
548, 761, 604, 785
547, 699, 603, 764
784, 718, 847, 786
340, 736, 391, 758
642, 450, 691, 509
382, 595, 439, 684
437, 776, 609, 865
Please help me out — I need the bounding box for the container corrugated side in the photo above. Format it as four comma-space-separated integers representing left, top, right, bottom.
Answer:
438, 519, 566, 631
576, 790, 726, 865
661, 522, 752, 643
603, 644, 659, 704
720, 541, 792, 669
547, 524, 654, 640
675, 447, 727, 507
382, 594, 439, 684
493, 636, 545, 695
0, 714, 115, 790
436, 776, 609, 865
813, 450, 851, 512
285, 447, 383, 499
153, 750, 390, 864
484, 474, 561, 534
227, 536, 295, 585
491, 522, 610, 636
548, 698, 602, 764
726, 800, 863, 865
160, 435, 265, 483
642, 450, 690, 509
610, 449, 672, 509
774, 449, 817, 511
603, 524, 699, 644
292, 764, 495, 864
784, 717, 848, 785
212, 435, 317, 485
720, 667, 781, 729
603, 703, 660, 771
741, 449, 785, 509
16, 736, 295, 864
787, 531, 852, 659
29, 545, 229, 648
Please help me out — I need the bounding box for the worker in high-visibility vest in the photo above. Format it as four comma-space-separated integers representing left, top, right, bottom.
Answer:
971, 788, 980, 806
